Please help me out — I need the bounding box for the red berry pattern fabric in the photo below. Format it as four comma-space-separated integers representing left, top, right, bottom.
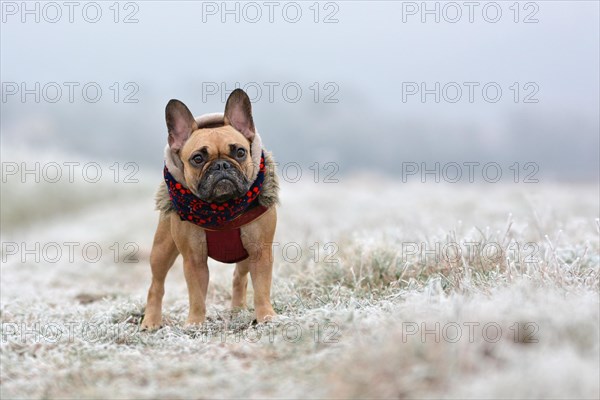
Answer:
164, 153, 266, 229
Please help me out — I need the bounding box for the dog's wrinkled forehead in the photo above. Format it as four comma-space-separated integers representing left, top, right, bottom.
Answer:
187, 113, 256, 158
184, 114, 251, 156
182, 125, 249, 160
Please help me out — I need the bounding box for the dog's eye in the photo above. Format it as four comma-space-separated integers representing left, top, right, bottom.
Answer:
192, 154, 204, 164
236, 148, 246, 159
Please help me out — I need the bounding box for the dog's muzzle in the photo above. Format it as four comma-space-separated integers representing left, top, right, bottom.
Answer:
198, 160, 248, 203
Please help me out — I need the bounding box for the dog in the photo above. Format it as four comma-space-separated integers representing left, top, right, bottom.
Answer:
141, 89, 279, 330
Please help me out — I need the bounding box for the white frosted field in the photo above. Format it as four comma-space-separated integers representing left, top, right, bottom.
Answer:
1, 173, 599, 399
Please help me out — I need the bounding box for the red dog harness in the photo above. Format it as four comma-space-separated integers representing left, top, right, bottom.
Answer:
164, 153, 269, 263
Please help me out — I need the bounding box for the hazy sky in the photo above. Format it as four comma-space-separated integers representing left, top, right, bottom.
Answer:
2, 1, 599, 178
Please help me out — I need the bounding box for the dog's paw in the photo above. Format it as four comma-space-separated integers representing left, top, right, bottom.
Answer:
184, 318, 206, 329
140, 320, 162, 331
255, 306, 277, 323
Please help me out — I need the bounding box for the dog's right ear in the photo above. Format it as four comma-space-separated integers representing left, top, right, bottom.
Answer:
166, 99, 197, 153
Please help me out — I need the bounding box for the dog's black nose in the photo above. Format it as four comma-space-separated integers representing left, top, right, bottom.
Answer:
211, 160, 231, 171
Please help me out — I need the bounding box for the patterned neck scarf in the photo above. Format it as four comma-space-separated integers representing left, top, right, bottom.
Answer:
164, 153, 266, 229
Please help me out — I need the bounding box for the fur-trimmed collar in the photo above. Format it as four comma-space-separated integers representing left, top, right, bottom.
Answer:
164, 152, 267, 229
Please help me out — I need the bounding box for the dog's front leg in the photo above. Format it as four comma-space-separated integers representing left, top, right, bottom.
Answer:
249, 251, 276, 322
183, 257, 209, 326
242, 207, 277, 322
171, 216, 210, 327
141, 215, 180, 331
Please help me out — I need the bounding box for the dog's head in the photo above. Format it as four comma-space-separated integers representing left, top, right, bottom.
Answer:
166, 89, 257, 203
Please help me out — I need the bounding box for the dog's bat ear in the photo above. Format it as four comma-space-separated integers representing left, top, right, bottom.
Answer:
166, 99, 197, 152
224, 89, 255, 142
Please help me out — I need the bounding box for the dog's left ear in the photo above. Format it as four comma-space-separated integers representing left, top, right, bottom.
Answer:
224, 89, 255, 142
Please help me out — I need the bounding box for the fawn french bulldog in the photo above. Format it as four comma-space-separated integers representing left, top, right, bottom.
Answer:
141, 89, 279, 330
